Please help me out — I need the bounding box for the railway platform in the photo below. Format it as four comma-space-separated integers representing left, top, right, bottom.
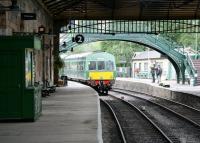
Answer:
116, 77, 200, 96
0, 81, 102, 143
114, 78, 200, 110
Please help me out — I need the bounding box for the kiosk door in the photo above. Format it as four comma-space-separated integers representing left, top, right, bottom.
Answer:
0, 52, 22, 118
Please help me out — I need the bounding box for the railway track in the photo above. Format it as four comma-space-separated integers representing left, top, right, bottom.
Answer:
100, 96, 172, 143
112, 88, 200, 127
110, 89, 200, 143
100, 99, 126, 143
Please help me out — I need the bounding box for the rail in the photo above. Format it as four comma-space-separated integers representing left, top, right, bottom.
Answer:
184, 52, 198, 84
100, 99, 127, 143
108, 94, 173, 143
112, 89, 200, 128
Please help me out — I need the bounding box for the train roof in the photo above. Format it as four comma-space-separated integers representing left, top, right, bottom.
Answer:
64, 52, 93, 60
64, 52, 113, 60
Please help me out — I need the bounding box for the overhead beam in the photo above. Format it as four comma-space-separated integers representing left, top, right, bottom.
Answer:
47, 0, 68, 9
53, 0, 83, 15
35, 0, 52, 16
49, 2, 81, 12
43, 0, 56, 5
91, 1, 114, 10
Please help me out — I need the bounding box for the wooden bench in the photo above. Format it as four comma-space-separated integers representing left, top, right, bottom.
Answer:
35, 81, 50, 97
47, 81, 56, 93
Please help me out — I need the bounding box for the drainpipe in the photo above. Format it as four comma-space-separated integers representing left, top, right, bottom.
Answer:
42, 35, 45, 87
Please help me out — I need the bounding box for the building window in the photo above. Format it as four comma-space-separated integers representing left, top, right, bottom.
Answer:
139, 63, 141, 70
134, 63, 136, 69
144, 62, 148, 71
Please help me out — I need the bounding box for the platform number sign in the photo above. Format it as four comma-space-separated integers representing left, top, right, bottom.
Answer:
75, 34, 84, 44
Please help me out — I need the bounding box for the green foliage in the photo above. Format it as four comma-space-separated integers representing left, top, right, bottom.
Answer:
161, 33, 200, 51
100, 41, 146, 66
64, 40, 146, 66
54, 55, 64, 69
73, 42, 102, 53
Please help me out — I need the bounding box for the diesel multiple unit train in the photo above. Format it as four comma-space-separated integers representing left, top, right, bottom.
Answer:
62, 52, 116, 94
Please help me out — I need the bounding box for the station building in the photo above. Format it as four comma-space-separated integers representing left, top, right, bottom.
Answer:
132, 50, 176, 80
132, 48, 197, 82
0, 0, 54, 84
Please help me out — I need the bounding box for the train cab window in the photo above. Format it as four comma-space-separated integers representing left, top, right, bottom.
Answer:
106, 61, 114, 70
89, 61, 96, 70
98, 61, 105, 70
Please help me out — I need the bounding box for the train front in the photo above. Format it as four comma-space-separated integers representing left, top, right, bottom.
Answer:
87, 53, 116, 95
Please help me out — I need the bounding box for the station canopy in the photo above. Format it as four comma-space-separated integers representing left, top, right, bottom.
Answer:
40, 0, 200, 20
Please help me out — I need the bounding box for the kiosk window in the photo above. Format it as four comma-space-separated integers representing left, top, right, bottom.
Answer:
25, 49, 33, 87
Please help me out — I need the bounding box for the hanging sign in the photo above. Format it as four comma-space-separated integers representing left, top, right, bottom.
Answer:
21, 13, 36, 20
74, 34, 85, 44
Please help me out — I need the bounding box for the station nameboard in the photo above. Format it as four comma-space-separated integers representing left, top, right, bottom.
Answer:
21, 13, 36, 20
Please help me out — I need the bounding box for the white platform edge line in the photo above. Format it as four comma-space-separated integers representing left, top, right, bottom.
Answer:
97, 93, 103, 143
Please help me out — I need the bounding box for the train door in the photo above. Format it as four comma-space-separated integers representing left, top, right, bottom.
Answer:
0, 52, 22, 118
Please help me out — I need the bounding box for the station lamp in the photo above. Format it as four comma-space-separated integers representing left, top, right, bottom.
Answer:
38, 25, 45, 34
62, 41, 67, 48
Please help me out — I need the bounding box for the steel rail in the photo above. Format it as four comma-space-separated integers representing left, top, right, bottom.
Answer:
112, 89, 200, 129
113, 87, 200, 113
108, 94, 173, 143
100, 99, 127, 143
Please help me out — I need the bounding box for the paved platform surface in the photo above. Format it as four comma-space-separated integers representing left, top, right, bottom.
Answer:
0, 81, 101, 143
117, 78, 200, 96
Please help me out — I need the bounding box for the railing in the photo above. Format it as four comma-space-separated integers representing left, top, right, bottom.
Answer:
185, 52, 197, 78
144, 34, 185, 59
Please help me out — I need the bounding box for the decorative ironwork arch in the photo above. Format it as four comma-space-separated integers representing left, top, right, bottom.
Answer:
61, 33, 192, 83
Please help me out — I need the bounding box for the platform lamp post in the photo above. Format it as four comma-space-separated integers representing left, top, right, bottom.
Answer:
38, 25, 46, 86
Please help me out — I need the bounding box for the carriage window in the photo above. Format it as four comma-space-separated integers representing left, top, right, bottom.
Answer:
89, 61, 96, 70
98, 61, 105, 70
106, 61, 114, 70
78, 61, 84, 71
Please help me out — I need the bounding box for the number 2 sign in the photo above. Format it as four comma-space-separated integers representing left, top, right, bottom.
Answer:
74, 34, 85, 44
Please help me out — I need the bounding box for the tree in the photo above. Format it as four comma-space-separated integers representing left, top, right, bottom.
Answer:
100, 41, 146, 66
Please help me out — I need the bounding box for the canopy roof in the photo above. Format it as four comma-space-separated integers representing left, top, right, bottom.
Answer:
39, 0, 200, 20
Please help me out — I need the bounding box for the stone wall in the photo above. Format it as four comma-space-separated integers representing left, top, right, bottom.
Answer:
0, 0, 54, 83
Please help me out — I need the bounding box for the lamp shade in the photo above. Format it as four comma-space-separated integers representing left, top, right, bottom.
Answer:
38, 25, 45, 34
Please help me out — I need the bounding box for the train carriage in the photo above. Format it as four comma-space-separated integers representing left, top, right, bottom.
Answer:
63, 52, 116, 94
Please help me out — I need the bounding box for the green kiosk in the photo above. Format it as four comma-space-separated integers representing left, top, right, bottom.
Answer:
0, 36, 42, 121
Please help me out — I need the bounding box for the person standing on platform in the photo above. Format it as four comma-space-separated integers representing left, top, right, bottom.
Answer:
156, 65, 162, 83
63, 76, 68, 86
150, 64, 156, 83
